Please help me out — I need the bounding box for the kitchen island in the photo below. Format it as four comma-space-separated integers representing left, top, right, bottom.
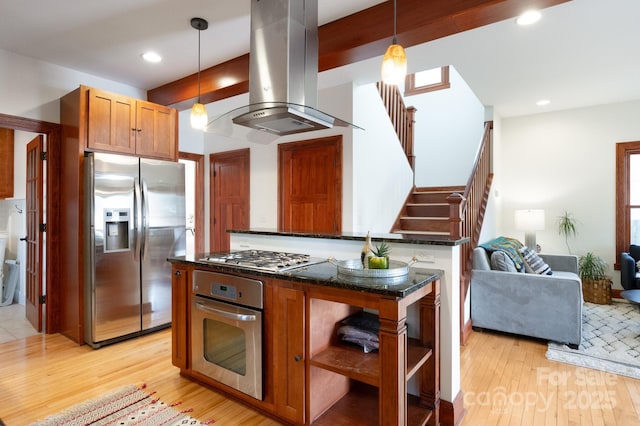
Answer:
169, 252, 441, 425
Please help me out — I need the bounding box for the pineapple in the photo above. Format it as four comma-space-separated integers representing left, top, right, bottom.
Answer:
371, 242, 390, 258
368, 242, 390, 269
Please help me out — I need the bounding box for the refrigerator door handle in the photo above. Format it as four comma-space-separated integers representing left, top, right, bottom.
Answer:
141, 178, 150, 260
133, 177, 142, 261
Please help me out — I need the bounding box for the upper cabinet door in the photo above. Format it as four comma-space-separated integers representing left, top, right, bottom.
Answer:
87, 88, 136, 154
135, 100, 177, 161
86, 88, 177, 161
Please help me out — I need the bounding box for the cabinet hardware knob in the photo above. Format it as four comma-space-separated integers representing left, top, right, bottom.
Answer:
19, 236, 28, 242
294, 355, 301, 362
137, 128, 142, 132
174, 270, 182, 277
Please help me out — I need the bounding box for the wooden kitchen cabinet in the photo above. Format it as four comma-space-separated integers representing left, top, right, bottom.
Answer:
271, 283, 306, 424
87, 87, 177, 160
171, 265, 190, 370
168, 263, 440, 426
0, 128, 14, 199
57, 85, 179, 344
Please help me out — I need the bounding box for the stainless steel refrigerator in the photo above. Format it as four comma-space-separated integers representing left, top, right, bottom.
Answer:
84, 152, 186, 348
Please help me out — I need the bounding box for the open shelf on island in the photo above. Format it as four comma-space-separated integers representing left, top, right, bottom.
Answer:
313, 382, 434, 426
309, 338, 432, 387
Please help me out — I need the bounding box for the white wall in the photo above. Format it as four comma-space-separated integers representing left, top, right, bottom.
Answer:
352, 84, 413, 232
490, 100, 640, 289
409, 67, 486, 187
0, 49, 144, 122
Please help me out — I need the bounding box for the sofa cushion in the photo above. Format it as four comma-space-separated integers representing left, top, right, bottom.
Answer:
490, 251, 518, 272
520, 246, 552, 275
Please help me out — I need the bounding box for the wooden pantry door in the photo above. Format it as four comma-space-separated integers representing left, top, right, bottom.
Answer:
278, 136, 342, 234
210, 149, 250, 252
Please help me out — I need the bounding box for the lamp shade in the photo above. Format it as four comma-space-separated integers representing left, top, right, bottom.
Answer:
515, 209, 545, 231
190, 102, 208, 129
381, 44, 407, 85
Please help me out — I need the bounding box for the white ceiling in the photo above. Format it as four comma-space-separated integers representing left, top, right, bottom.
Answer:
1, 0, 638, 118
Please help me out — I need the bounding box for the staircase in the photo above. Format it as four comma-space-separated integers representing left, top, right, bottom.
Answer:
392, 186, 465, 237
376, 79, 494, 344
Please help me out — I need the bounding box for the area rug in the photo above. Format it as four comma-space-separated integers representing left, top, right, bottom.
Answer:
29, 384, 213, 426
546, 300, 640, 379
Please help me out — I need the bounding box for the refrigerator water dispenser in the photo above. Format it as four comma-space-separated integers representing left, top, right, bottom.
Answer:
104, 208, 130, 252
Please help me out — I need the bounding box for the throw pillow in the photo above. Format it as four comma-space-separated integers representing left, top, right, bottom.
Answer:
479, 236, 525, 271
519, 246, 552, 275
490, 251, 518, 272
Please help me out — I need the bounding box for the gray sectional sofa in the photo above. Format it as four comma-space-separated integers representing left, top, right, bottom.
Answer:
470, 247, 583, 348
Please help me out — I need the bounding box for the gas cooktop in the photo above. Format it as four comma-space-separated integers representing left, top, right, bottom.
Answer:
199, 250, 327, 272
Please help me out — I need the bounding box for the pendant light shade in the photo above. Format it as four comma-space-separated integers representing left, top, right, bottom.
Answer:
381, 44, 407, 85
381, 0, 407, 85
190, 17, 208, 130
190, 102, 208, 129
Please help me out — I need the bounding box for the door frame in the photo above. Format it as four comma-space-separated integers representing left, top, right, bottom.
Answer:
0, 113, 60, 334
179, 152, 205, 255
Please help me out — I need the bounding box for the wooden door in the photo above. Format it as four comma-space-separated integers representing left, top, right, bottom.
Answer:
210, 149, 250, 252
136, 100, 177, 161
273, 284, 305, 424
279, 136, 342, 233
25, 135, 44, 331
0, 128, 14, 198
87, 88, 136, 154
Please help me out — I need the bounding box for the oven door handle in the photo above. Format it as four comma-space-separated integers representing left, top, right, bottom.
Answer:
195, 302, 258, 322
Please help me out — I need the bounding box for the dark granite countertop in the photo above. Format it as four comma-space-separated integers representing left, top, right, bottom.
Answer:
228, 228, 469, 246
168, 254, 441, 298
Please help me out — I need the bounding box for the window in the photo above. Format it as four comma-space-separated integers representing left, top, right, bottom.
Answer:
615, 141, 640, 268
404, 66, 450, 96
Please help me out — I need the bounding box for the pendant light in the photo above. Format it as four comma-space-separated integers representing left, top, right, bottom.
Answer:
381, 0, 407, 85
190, 17, 208, 130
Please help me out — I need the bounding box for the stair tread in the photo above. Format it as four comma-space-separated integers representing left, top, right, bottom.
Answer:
400, 216, 448, 220
392, 230, 450, 235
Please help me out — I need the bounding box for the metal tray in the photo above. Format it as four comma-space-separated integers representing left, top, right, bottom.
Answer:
329, 258, 413, 278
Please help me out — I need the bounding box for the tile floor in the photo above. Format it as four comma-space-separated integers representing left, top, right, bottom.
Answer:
0, 304, 39, 343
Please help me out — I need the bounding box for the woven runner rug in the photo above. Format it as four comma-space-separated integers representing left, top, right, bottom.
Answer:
29, 384, 213, 426
546, 300, 640, 379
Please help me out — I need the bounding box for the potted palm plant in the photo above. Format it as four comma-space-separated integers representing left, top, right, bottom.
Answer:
557, 211, 577, 254
578, 252, 611, 304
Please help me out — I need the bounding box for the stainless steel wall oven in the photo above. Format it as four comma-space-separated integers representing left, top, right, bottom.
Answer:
191, 270, 263, 400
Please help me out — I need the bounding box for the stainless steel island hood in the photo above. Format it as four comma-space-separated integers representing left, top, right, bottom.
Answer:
206, 0, 360, 138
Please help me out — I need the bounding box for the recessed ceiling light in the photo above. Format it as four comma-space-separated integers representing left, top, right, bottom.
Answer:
517, 10, 542, 26
141, 51, 162, 63
536, 99, 550, 106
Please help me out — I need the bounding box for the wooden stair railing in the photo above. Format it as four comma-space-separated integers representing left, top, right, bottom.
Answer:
458, 121, 493, 342
387, 122, 493, 344
376, 81, 417, 172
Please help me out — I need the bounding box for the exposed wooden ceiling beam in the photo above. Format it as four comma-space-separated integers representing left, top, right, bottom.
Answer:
148, 0, 570, 109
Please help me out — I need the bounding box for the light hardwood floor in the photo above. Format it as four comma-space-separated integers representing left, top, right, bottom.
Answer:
461, 330, 640, 425
1, 327, 639, 425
